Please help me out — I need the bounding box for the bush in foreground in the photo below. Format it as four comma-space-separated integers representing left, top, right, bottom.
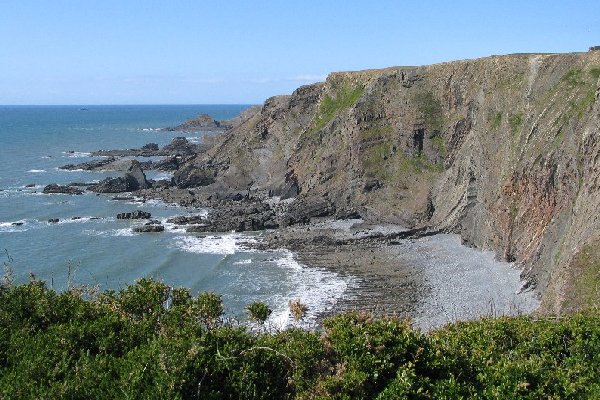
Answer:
0, 278, 599, 399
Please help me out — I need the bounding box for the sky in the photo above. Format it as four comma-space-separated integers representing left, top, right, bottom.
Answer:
1, 1, 599, 105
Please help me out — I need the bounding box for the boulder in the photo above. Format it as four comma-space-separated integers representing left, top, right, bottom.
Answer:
42, 184, 84, 195
48, 218, 59, 223
125, 160, 150, 190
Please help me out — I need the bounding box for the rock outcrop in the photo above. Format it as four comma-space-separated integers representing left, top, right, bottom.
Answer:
117, 211, 152, 220
91, 137, 203, 158
42, 184, 83, 195
280, 195, 335, 226
169, 51, 600, 313
89, 161, 150, 193
168, 202, 277, 233
163, 114, 221, 132
133, 223, 164, 233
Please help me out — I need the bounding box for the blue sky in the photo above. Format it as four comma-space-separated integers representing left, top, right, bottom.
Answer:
1, 1, 598, 105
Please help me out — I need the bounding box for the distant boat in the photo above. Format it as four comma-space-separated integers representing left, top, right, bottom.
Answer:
79, 108, 89, 111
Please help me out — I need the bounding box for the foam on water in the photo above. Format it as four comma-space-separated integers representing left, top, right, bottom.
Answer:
2, 105, 320, 319
172, 234, 255, 255
57, 167, 86, 172
55, 217, 105, 225
83, 227, 136, 237
61, 151, 92, 158
149, 172, 174, 181
0, 221, 28, 233
160, 219, 187, 233
267, 251, 356, 330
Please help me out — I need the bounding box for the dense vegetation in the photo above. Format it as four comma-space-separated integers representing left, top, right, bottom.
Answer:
1, 278, 599, 399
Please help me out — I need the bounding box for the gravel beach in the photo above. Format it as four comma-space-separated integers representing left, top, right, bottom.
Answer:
257, 218, 540, 330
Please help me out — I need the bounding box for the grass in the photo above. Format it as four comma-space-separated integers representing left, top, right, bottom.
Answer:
509, 112, 524, 137
551, 127, 566, 149
312, 84, 364, 133
414, 91, 443, 131
359, 126, 393, 139
363, 142, 393, 181
551, 66, 600, 119
575, 89, 597, 118
362, 142, 443, 183
564, 243, 600, 311
431, 134, 446, 157
489, 111, 502, 130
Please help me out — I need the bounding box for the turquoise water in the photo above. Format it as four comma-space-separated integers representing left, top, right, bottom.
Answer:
0, 105, 351, 327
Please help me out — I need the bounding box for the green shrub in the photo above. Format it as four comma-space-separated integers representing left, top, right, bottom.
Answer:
246, 301, 272, 324
1, 279, 600, 399
316, 312, 427, 398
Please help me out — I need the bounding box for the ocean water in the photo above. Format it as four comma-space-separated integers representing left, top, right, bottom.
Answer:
0, 105, 351, 328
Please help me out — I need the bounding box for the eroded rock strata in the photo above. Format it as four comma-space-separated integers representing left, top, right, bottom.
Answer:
165, 51, 600, 313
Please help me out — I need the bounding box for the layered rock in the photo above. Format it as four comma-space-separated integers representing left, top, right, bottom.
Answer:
168, 202, 277, 233
170, 51, 600, 312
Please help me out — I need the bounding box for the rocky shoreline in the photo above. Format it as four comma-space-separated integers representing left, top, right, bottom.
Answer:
37, 109, 540, 328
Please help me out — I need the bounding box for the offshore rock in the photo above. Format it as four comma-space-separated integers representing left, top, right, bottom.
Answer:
117, 211, 152, 220
88, 161, 149, 193
162, 114, 221, 131
42, 184, 83, 195
91, 138, 203, 158
133, 224, 165, 233
60, 157, 117, 171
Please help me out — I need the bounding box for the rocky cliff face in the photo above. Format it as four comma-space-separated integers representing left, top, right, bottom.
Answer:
180, 51, 600, 313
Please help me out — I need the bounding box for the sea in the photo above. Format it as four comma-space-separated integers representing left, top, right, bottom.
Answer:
0, 105, 353, 328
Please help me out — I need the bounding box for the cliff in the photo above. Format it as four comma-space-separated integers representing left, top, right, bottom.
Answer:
177, 51, 600, 313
